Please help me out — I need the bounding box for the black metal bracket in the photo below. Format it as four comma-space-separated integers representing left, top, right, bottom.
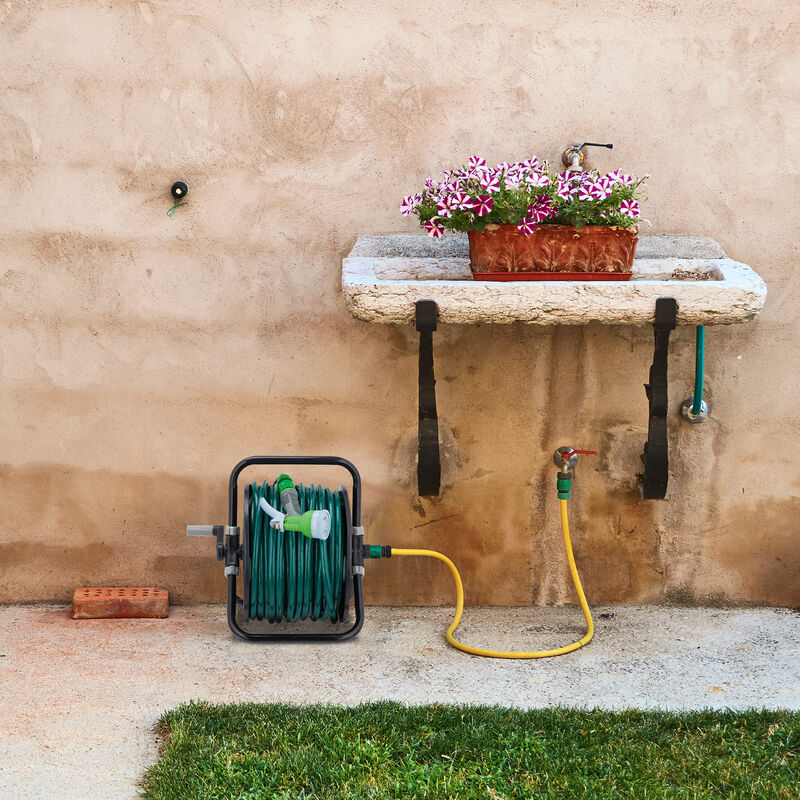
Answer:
416, 300, 441, 497
640, 297, 678, 499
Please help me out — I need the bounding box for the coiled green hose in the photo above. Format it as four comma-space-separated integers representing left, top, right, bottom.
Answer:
247, 481, 345, 623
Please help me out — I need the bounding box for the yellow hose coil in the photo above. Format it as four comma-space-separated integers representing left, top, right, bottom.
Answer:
392, 499, 593, 659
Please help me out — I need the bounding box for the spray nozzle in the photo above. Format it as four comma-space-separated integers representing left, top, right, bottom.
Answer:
258, 497, 331, 540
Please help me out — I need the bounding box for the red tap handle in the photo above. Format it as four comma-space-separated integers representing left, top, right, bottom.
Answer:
564, 449, 598, 457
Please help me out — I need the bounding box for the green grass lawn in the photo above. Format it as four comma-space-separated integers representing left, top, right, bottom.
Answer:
141, 702, 799, 799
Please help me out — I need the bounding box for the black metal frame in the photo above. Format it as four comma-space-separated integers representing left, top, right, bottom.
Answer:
225, 455, 365, 642
416, 300, 441, 497
640, 298, 678, 499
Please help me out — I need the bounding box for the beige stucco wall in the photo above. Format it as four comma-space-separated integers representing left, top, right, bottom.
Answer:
1, 0, 798, 606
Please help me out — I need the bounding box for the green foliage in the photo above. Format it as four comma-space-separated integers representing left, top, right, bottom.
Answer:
141, 702, 800, 799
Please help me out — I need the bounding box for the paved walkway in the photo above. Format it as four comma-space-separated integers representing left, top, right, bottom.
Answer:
1, 604, 798, 799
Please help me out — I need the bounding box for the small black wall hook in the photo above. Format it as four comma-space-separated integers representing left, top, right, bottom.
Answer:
171, 181, 188, 199
167, 181, 189, 216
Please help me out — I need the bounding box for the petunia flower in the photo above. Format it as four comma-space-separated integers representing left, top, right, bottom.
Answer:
480, 173, 501, 194
423, 220, 445, 238
451, 192, 475, 210
437, 196, 458, 218
525, 172, 550, 188
473, 195, 494, 216
556, 182, 574, 201
527, 194, 556, 222
590, 181, 611, 200
400, 195, 418, 216
517, 216, 538, 235
469, 155, 487, 169
619, 199, 640, 218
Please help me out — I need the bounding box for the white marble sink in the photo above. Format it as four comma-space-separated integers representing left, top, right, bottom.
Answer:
342, 234, 766, 325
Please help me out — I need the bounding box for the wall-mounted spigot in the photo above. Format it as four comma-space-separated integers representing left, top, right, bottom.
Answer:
561, 142, 614, 172
553, 447, 597, 471
553, 447, 579, 472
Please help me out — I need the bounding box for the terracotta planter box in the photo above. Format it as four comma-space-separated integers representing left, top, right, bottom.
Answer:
467, 224, 638, 281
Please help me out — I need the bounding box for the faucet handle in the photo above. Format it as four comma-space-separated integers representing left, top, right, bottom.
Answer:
553, 447, 598, 471
561, 142, 614, 170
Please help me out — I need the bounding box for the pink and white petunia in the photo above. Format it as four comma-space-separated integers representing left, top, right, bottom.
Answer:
437, 196, 458, 218
590, 181, 611, 200
423, 220, 445, 238
517, 216, 538, 235
525, 172, 550, 188
473, 195, 494, 216
451, 192, 475, 210
556, 181, 576, 201
578, 184, 595, 202
527, 194, 556, 222
619, 199, 640, 218
469, 155, 487, 169
480, 173, 501, 194
400, 195, 419, 216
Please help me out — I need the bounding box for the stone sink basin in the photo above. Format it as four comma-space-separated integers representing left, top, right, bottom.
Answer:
342, 234, 766, 325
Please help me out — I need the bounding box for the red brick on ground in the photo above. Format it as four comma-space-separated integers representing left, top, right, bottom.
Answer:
71, 587, 169, 619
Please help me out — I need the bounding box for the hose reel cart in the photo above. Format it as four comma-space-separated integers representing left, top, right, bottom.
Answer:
188, 456, 365, 642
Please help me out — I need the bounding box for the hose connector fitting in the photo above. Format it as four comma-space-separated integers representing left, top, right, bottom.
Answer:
363, 545, 392, 559
553, 447, 597, 499
277, 473, 303, 517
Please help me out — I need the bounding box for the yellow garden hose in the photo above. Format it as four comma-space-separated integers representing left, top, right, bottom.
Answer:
392, 499, 594, 659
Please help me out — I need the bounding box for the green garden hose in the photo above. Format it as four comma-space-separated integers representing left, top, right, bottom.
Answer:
247, 481, 345, 623
692, 326, 705, 416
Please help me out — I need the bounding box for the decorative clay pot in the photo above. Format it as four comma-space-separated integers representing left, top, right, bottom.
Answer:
467, 224, 638, 281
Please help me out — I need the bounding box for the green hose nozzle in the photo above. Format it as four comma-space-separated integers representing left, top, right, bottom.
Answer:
258, 496, 331, 540
284, 509, 331, 540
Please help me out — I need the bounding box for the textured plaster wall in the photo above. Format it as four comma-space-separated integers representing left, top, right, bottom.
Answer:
1, 1, 798, 606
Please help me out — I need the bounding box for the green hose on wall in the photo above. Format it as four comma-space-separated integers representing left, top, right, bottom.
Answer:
692, 326, 705, 416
